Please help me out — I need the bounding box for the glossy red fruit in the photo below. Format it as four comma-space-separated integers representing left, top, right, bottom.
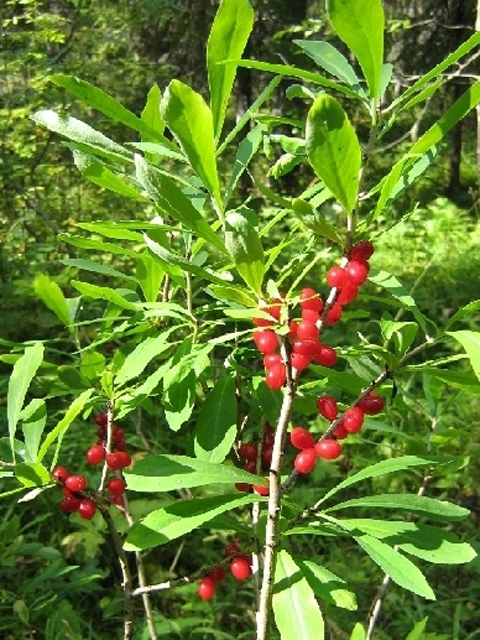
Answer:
288, 320, 298, 340
108, 478, 127, 495
349, 241, 374, 263
253, 329, 279, 354
110, 494, 125, 507
239, 442, 258, 461
358, 392, 385, 415
327, 266, 347, 288
294, 448, 317, 474
315, 439, 342, 460
343, 407, 365, 432
296, 321, 319, 342
263, 424, 275, 448
235, 482, 251, 492
52, 466, 70, 484
263, 353, 282, 369
106, 452, 125, 471
261, 446, 273, 468
266, 363, 286, 389
94, 412, 108, 427
225, 542, 241, 558
60, 495, 81, 513
96, 425, 107, 440
337, 282, 359, 306
65, 475, 87, 492
78, 499, 97, 520
243, 460, 256, 474
292, 340, 319, 357
253, 305, 275, 327
299, 288, 323, 313
316, 395, 338, 421
209, 566, 226, 583
301, 308, 320, 323
86, 444, 105, 465
346, 260, 369, 285
113, 428, 125, 444
333, 423, 349, 439
315, 345, 337, 367
198, 576, 216, 600
326, 303, 342, 325
253, 478, 270, 496
230, 556, 252, 580
290, 427, 315, 450
291, 352, 311, 371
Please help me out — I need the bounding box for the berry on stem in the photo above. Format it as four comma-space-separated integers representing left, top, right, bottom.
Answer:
327, 266, 347, 288
253, 478, 270, 496
290, 427, 315, 450
343, 407, 365, 432
230, 556, 252, 580
316, 395, 338, 421
225, 542, 241, 558
60, 495, 81, 513
349, 241, 374, 263
78, 499, 97, 520
198, 576, 216, 600
52, 466, 70, 484
239, 442, 258, 461
266, 363, 286, 389
326, 303, 342, 325
263, 353, 282, 369
294, 448, 317, 474
291, 352, 311, 371
337, 282, 359, 306
253, 329, 279, 354
315, 439, 342, 460
108, 478, 127, 495
357, 392, 385, 415
65, 475, 87, 493
315, 345, 337, 367
299, 288, 323, 313
86, 444, 105, 465
346, 260, 369, 285
296, 321, 319, 342
209, 566, 226, 582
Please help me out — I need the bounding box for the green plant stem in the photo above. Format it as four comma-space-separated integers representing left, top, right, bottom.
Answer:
256, 342, 298, 640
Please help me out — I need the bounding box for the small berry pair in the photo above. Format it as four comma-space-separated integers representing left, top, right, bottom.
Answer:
198, 542, 252, 600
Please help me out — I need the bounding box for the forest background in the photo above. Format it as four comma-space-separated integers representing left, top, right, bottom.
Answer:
1, 1, 480, 639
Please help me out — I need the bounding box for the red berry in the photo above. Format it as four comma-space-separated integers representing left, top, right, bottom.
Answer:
358, 392, 384, 415
65, 475, 87, 492
198, 576, 216, 600
291, 352, 311, 371
230, 556, 252, 580
263, 424, 275, 448
299, 288, 323, 313
225, 543, 241, 558
78, 499, 97, 520
288, 320, 298, 340
239, 442, 258, 461
325, 303, 342, 325
261, 446, 273, 469
209, 566, 226, 583
235, 482, 251, 492
337, 282, 359, 306
316, 395, 338, 421
292, 340, 319, 357
343, 407, 365, 432
253, 329, 279, 354
266, 363, 286, 389
315, 345, 337, 367
315, 439, 342, 460
294, 448, 317, 474
52, 466, 70, 484
296, 321, 319, 342
346, 260, 369, 285
243, 460, 256, 474
290, 427, 315, 450
349, 241, 374, 263
113, 427, 125, 443
60, 495, 81, 513
110, 494, 125, 507
327, 266, 347, 288
108, 478, 127, 495
94, 412, 108, 427
86, 444, 105, 465
333, 423, 349, 439
263, 353, 282, 369
96, 425, 107, 440
301, 308, 320, 323
253, 478, 270, 496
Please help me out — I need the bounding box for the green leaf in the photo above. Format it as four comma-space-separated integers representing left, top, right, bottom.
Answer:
72, 150, 144, 199
294, 40, 365, 97
57, 366, 91, 390
34, 274, 72, 330
49, 74, 165, 142
58, 233, 139, 258
115, 328, 177, 387
80, 350, 106, 381
341, 519, 477, 565
207, 284, 257, 308
161, 80, 221, 208
306, 95, 361, 212
194, 375, 237, 463
125, 454, 263, 492
31, 110, 131, 162
272, 550, 325, 640
136, 253, 165, 302
71, 281, 138, 311
292, 198, 343, 244
20, 399, 47, 463
252, 377, 282, 425
326, 494, 470, 521
134, 155, 227, 254
350, 624, 366, 640
326, 0, 384, 99
224, 123, 265, 206
163, 370, 196, 432
124, 493, 262, 550
353, 533, 435, 599
224, 211, 265, 295
62, 258, 136, 283
207, 0, 254, 140
405, 617, 428, 640
293, 558, 357, 610
38, 390, 94, 464
318, 455, 436, 506
14, 462, 51, 488
7, 343, 44, 458
447, 331, 480, 382
141, 84, 165, 138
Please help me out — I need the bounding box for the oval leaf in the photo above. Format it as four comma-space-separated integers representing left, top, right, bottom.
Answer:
306, 95, 361, 212
34, 274, 72, 330
447, 330, 480, 382
224, 211, 265, 295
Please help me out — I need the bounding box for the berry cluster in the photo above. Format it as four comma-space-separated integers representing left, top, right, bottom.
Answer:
51, 412, 131, 518
198, 541, 252, 600
252, 241, 375, 389
235, 424, 274, 494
